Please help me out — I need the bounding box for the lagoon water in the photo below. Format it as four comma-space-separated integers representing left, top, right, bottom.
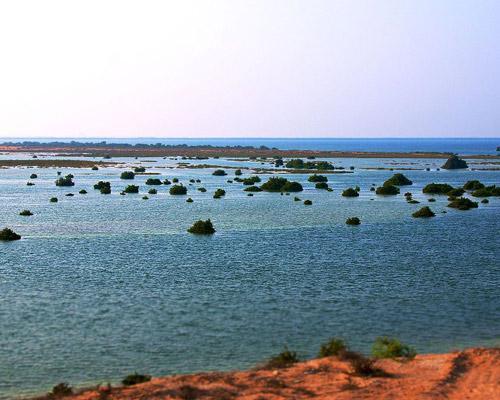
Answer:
0, 148, 499, 398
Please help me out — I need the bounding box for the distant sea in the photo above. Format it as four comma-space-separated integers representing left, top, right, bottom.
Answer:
0, 137, 498, 155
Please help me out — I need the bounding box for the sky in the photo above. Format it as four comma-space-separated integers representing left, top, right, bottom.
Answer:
0, 0, 499, 138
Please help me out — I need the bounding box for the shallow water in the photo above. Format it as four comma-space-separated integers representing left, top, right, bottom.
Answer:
0, 156, 499, 398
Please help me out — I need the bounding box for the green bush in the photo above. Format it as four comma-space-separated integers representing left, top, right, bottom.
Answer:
124, 185, 139, 193
346, 217, 360, 225
463, 180, 484, 191
134, 167, 146, 173
0, 228, 21, 241
376, 185, 399, 195
372, 337, 416, 359
422, 183, 454, 194
447, 188, 465, 197
260, 177, 302, 192
235, 169, 242, 176
55, 175, 75, 187
172, 178, 179, 183
170, 185, 187, 195
412, 206, 435, 218
447, 197, 478, 210
122, 373, 151, 386
148, 188, 157, 195
471, 185, 500, 197
94, 181, 110, 191
145, 178, 162, 185
50, 197, 58, 203
212, 169, 227, 176
242, 176, 261, 185
186, 197, 193, 203
304, 199, 312, 205
214, 188, 226, 197
318, 338, 347, 357
187, 219, 215, 234
315, 182, 329, 190
342, 188, 359, 197
481, 198, 489, 204
50, 382, 73, 397
293, 196, 301, 201
244, 186, 262, 192
19, 210, 33, 216
384, 173, 413, 186
79, 189, 87, 194
30, 173, 38, 179
198, 187, 207, 192
120, 171, 135, 179
142, 196, 149, 200
91, 166, 99, 171
308, 174, 328, 182
263, 347, 299, 369
163, 179, 172, 185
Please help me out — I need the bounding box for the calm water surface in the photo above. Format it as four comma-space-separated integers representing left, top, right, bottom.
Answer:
0, 152, 499, 398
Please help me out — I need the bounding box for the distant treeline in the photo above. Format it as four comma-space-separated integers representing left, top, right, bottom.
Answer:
1, 140, 278, 150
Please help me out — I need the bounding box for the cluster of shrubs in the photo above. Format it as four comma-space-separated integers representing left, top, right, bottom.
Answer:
412, 206, 435, 218
55, 175, 75, 187
342, 187, 359, 197
134, 166, 146, 173
0, 228, 21, 241
145, 178, 162, 185
244, 186, 262, 192
315, 182, 329, 190
120, 171, 135, 179
169, 185, 187, 195
448, 197, 478, 210
213, 188, 226, 198
187, 219, 215, 234
94, 181, 111, 194
285, 159, 335, 170
308, 174, 328, 182
264, 336, 415, 376
241, 176, 261, 185
124, 185, 139, 194
383, 173, 412, 186
260, 177, 303, 192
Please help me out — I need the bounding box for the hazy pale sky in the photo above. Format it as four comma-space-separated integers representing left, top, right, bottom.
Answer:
0, 0, 499, 138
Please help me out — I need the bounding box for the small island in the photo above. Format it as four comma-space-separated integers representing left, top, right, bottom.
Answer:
412, 206, 435, 218
441, 155, 468, 169
0, 228, 21, 241
187, 219, 216, 234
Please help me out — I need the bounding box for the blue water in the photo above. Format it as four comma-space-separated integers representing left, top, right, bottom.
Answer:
1, 137, 499, 155
0, 149, 499, 398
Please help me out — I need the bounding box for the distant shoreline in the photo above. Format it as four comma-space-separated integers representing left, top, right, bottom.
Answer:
0, 144, 498, 159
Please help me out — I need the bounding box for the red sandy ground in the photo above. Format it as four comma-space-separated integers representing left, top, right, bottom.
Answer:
58, 348, 499, 400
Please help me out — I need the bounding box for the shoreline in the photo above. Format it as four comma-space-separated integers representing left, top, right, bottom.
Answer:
25, 347, 499, 400
1, 145, 499, 159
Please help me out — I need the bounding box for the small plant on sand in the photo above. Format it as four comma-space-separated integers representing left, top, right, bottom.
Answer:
49, 382, 73, 398
318, 338, 347, 357
372, 337, 416, 359
91, 166, 99, 171
264, 347, 299, 369
187, 219, 216, 234
121, 373, 151, 386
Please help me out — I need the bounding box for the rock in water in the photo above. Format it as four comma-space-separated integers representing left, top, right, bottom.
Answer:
441, 155, 468, 169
